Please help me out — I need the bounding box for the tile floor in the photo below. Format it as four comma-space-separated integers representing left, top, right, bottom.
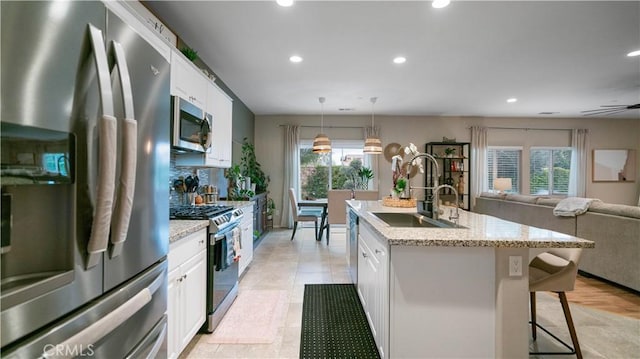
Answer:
179, 227, 349, 358
180, 226, 640, 359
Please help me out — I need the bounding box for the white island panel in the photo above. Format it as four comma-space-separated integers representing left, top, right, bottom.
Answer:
390, 245, 496, 358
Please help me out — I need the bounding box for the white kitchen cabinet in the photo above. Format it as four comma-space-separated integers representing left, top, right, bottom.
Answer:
357, 223, 389, 358
239, 205, 254, 276
170, 50, 207, 109
168, 229, 207, 359
205, 82, 233, 168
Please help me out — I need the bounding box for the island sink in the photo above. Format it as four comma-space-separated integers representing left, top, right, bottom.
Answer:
371, 212, 465, 229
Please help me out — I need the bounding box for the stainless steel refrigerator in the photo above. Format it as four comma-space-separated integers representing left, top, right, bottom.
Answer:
1, 1, 170, 357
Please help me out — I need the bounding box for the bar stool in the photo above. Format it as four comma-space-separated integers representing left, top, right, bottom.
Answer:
529, 248, 583, 359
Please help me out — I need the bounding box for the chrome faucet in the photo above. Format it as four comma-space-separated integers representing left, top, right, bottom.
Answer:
407, 152, 440, 217
432, 184, 460, 222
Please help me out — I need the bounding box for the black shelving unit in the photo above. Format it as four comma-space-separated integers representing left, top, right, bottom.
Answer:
425, 142, 471, 211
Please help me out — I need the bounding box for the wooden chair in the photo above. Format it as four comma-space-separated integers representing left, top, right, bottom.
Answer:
529, 248, 583, 359
288, 188, 323, 241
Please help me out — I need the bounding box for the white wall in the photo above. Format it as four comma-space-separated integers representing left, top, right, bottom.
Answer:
255, 115, 640, 226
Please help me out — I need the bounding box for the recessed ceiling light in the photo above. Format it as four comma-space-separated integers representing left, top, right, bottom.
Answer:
627, 50, 640, 57
432, 0, 451, 9
289, 55, 303, 63
277, 0, 294, 7
506, 98, 518, 103
393, 56, 406, 64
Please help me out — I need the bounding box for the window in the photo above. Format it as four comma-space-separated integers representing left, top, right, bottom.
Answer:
530, 148, 571, 195
299, 140, 371, 200
487, 147, 521, 193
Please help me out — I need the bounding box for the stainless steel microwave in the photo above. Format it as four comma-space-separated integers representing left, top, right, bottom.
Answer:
171, 96, 212, 152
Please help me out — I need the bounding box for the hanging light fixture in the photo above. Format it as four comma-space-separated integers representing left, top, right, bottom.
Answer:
312, 97, 331, 153
363, 97, 382, 154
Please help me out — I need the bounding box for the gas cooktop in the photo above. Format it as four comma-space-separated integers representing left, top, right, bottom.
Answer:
169, 205, 233, 220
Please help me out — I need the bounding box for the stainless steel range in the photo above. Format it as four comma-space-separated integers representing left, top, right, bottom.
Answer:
170, 204, 244, 332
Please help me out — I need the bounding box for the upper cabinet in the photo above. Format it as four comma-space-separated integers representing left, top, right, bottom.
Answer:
205, 82, 233, 168
170, 51, 207, 110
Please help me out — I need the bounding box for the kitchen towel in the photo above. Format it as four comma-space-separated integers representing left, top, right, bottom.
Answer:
232, 227, 241, 261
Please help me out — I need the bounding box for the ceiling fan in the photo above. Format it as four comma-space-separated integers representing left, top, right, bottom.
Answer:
581, 103, 640, 116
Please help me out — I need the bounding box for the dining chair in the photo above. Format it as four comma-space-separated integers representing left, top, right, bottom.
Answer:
529, 248, 583, 359
288, 188, 323, 241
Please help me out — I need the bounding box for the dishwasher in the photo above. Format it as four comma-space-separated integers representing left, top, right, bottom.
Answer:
347, 208, 359, 284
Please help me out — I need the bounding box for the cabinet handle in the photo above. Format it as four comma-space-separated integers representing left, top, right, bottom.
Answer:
182, 274, 187, 280
375, 249, 383, 255
362, 251, 368, 258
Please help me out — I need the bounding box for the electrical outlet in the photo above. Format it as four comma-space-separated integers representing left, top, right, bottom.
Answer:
509, 256, 522, 277
275, 209, 280, 216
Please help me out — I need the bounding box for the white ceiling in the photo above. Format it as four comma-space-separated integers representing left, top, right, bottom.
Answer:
143, 1, 640, 119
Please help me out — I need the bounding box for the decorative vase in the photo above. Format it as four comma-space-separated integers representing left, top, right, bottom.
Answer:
399, 187, 411, 199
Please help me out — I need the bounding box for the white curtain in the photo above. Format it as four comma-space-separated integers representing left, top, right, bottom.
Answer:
364, 126, 380, 190
568, 129, 589, 197
470, 126, 488, 209
281, 125, 299, 228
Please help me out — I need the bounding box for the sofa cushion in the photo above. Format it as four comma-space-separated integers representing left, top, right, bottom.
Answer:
479, 191, 506, 199
588, 202, 640, 219
536, 197, 563, 207
505, 194, 539, 204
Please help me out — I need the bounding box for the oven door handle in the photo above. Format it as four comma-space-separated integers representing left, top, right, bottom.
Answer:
211, 223, 241, 243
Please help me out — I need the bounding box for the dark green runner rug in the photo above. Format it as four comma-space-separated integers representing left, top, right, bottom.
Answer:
300, 284, 380, 359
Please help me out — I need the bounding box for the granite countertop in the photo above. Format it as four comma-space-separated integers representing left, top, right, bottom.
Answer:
348, 200, 595, 248
169, 200, 254, 244
169, 220, 209, 244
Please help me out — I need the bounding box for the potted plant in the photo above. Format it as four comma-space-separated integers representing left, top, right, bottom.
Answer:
266, 197, 275, 219
357, 167, 374, 190
225, 164, 243, 199
444, 147, 457, 158
240, 138, 270, 193
180, 46, 198, 61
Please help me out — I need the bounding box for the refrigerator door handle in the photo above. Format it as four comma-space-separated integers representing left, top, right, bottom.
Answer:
144, 322, 166, 359
41, 270, 164, 359
109, 40, 137, 258
86, 24, 118, 269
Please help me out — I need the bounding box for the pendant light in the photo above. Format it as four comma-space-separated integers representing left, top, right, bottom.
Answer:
312, 97, 331, 153
363, 97, 382, 154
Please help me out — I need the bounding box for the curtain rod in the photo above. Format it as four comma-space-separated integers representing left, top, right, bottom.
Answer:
472, 126, 573, 131
279, 124, 365, 129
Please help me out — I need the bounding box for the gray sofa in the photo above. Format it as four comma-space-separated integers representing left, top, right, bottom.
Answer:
475, 193, 640, 292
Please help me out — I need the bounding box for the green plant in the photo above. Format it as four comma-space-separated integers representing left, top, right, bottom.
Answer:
240, 138, 269, 193
225, 164, 242, 186
266, 197, 276, 217
394, 177, 407, 194
180, 47, 198, 61
225, 164, 257, 200
444, 147, 456, 156
357, 167, 374, 190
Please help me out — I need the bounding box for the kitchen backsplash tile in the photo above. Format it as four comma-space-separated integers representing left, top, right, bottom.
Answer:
170, 153, 228, 206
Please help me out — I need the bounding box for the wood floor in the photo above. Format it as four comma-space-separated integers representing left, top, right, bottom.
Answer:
560, 273, 640, 320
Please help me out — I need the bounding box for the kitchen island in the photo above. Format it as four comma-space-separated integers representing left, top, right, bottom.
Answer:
347, 200, 594, 359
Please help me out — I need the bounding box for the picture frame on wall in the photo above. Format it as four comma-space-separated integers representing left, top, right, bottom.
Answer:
592, 149, 636, 182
